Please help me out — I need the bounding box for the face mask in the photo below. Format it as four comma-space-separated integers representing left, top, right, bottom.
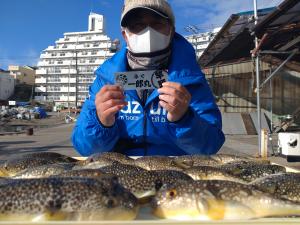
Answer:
125, 26, 171, 54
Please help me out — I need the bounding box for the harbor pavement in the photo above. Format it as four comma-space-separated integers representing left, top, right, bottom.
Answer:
0, 124, 299, 170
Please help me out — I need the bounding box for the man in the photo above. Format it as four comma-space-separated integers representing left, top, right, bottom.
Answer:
72, 0, 225, 156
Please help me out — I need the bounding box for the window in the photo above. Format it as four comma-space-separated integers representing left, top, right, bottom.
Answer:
62, 45, 68, 49
91, 18, 95, 31
82, 51, 88, 55
84, 44, 90, 48
51, 53, 57, 56
93, 43, 99, 47
60, 53, 65, 56
86, 36, 92, 40
57, 60, 63, 64
91, 51, 97, 55
65, 37, 70, 41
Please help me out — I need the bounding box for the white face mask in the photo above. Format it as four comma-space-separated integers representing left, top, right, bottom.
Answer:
125, 26, 171, 54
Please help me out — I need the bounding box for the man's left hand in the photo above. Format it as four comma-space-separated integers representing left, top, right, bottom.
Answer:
158, 82, 191, 122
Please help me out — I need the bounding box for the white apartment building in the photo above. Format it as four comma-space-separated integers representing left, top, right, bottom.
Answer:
0, 69, 15, 100
185, 27, 221, 59
35, 13, 118, 108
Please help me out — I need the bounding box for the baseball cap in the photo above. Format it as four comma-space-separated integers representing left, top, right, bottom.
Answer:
121, 0, 175, 27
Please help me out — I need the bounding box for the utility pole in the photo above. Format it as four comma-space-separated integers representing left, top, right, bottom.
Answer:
253, 0, 262, 156
75, 50, 78, 109
74, 34, 79, 109
68, 64, 70, 114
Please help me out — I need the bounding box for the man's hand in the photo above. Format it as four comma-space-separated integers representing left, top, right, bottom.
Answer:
158, 82, 191, 122
95, 85, 127, 127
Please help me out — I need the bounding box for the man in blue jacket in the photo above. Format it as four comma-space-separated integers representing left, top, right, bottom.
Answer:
72, 0, 225, 156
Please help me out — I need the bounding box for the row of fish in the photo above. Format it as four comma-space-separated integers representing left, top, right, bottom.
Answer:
0, 152, 299, 221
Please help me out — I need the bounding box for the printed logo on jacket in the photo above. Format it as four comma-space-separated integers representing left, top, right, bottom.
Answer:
118, 101, 167, 123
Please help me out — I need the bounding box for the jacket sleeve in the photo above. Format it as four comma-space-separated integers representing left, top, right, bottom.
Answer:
166, 80, 225, 155
71, 75, 120, 156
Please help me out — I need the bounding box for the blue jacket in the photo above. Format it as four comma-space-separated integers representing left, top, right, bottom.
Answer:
72, 33, 225, 156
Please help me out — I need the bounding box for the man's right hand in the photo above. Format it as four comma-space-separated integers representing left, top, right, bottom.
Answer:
95, 85, 127, 127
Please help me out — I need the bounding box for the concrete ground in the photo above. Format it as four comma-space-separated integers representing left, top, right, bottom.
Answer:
0, 124, 80, 161
0, 124, 299, 170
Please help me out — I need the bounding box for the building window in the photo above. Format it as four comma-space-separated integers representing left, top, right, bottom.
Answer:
60, 53, 65, 56
93, 43, 99, 47
86, 36, 92, 40
51, 53, 57, 56
62, 45, 68, 49
82, 51, 88, 55
91, 51, 97, 55
84, 44, 90, 48
91, 18, 95, 31
65, 37, 70, 41
57, 60, 63, 64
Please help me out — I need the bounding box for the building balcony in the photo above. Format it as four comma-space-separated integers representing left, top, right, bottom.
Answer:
56, 35, 110, 44
36, 69, 47, 75
46, 46, 56, 51
35, 78, 47, 84
50, 96, 76, 101
41, 52, 74, 59
46, 95, 76, 102
82, 59, 105, 66
35, 96, 47, 101
60, 78, 77, 83
35, 86, 46, 93
37, 61, 47, 67
78, 80, 94, 84
60, 68, 71, 74
78, 51, 109, 58
47, 87, 76, 93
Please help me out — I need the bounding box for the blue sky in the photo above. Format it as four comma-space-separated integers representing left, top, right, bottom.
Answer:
0, 0, 283, 69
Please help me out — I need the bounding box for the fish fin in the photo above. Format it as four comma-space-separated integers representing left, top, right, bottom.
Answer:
32, 212, 69, 221
206, 199, 226, 220
196, 198, 225, 220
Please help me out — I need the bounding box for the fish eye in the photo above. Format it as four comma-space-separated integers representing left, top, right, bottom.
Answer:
167, 189, 177, 199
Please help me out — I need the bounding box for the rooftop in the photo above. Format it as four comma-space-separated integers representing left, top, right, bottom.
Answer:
199, 0, 300, 68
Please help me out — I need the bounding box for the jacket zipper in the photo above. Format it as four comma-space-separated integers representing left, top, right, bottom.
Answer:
143, 109, 147, 156
142, 90, 148, 156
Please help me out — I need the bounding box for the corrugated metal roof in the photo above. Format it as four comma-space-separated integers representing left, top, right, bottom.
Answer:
199, 0, 300, 68
254, 0, 300, 37
199, 8, 273, 67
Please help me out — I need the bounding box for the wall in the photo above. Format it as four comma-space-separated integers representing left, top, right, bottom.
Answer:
204, 60, 300, 124
0, 74, 15, 100
8, 66, 35, 85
